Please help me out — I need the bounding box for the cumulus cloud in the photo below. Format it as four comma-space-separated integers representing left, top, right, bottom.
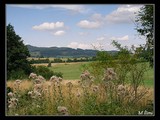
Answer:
53, 30, 65, 36
110, 35, 129, 41
77, 20, 101, 29
9, 5, 89, 13
105, 5, 142, 24
32, 22, 64, 31
67, 42, 91, 49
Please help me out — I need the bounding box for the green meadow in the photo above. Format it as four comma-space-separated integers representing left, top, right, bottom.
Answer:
49, 62, 154, 87
49, 62, 88, 80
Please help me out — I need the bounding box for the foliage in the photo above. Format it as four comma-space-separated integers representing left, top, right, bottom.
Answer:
33, 66, 63, 79
8, 70, 28, 80
135, 5, 154, 67
7, 24, 32, 80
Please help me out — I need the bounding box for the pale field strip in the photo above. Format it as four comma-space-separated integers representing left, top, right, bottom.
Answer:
31, 62, 86, 67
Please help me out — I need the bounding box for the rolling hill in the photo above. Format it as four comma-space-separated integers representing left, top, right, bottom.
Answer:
26, 45, 118, 58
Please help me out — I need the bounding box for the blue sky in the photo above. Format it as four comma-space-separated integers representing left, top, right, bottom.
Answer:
6, 4, 146, 50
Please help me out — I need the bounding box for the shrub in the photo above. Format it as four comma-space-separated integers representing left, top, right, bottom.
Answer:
33, 66, 63, 80
8, 70, 28, 80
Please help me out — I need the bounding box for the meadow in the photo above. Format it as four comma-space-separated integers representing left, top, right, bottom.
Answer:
6, 61, 154, 116
32, 61, 154, 87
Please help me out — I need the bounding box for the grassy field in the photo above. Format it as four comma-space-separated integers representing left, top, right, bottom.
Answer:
143, 67, 154, 87
49, 62, 89, 80
32, 61, 154, 87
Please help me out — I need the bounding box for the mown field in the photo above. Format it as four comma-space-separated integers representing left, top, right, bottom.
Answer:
32, 62, 154, 87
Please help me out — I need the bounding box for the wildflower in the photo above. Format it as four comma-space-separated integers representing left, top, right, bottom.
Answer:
34, 79, 42, 84
92, 86, 99, 93
34, 90, 41, 98
76, 88, 81, 97
57, 106, 69, 115
66, 82, 73, 88
29, 73, 37, 79
14, 79, 22, 86
8, 98, 18, 109
58, 77, 63, 82
8, 92, 15, 98
34, 83, 42, 92
37, 75, 45, 81
10, 98, 18, 103
49, 75, 57, 82
117, 84, 126, 96
15, 79, 22, 84
28, 91, 33, 96
117, 84, 125, 91
103, 68, 117, 82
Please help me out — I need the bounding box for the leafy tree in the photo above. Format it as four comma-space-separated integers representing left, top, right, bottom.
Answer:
7, 24, 32, 79
135, 5, 154, 67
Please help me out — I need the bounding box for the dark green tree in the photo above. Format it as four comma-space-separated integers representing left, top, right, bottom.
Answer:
7, 24, 32, 79
135, 5, 154, 67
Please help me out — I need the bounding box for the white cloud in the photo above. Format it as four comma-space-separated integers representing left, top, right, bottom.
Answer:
67, 42, 91, 49
77, 20, 101, 29
97, 36, 105, 41
53, 30, 65, 36
51, 5, 89, 13
105, 5, 143, 24
32, 22, 64, 31
9, 5, 89, 13
90, 13, 103, 21
110, 35, 129, 41
79, 32, 89, 36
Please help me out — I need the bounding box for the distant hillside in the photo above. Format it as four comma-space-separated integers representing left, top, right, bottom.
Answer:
26, 45, 118, 58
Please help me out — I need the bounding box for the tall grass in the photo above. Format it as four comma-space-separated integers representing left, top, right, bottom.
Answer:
6, 78, 154, 116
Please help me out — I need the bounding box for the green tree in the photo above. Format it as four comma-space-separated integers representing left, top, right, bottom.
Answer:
7, 24, 32, 79
135, 5, 154, 67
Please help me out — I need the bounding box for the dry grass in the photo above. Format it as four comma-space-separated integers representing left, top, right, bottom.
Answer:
6, 79, 154, 115
7, 79, 154, 101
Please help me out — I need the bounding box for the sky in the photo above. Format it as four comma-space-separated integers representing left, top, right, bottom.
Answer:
6, 4, 147, 51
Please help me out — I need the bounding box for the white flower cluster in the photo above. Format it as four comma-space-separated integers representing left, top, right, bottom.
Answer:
29, 73, 37, 79
50, 75, 63, 83
7, 92, 18, 109
117, 84, 126, 96
80, 70, 94, 86
28, 73, 45, 98
102, 68, 117, 82
13, 79, 22, 87
28, 90, 42, 99
57, 106, 69, 115
29, 73, 46, 84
